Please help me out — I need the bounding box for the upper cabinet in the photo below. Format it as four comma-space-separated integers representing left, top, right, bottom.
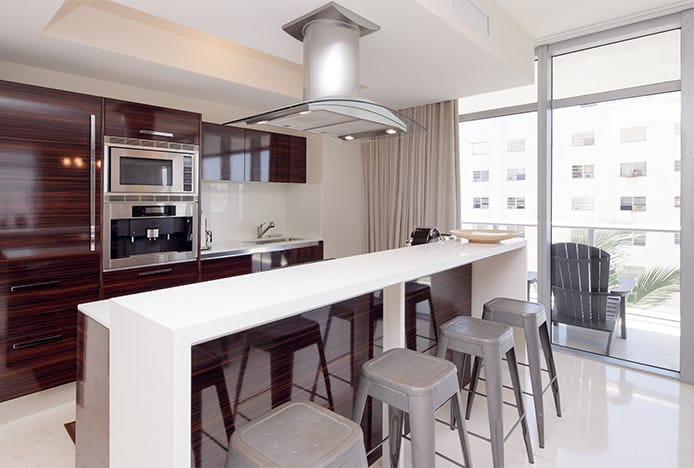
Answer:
104, 98, 201, 145
201, 123, 306, 183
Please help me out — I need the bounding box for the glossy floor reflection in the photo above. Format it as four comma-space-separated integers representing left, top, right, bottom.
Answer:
1, 344, 692, 467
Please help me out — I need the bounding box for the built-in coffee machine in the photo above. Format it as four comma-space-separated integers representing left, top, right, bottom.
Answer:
103, 136, 199, 270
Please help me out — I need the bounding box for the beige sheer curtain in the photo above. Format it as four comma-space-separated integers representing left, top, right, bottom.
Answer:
363, 100, 460, 252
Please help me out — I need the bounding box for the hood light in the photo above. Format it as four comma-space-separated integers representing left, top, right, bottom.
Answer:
299, 110, 312, 115
385, 128, 397, 135
343, 135, 355, 141
256, 120, 269, 125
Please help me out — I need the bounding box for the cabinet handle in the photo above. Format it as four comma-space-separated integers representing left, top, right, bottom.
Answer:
12, 334, 63, 350
89, 114, 96, 252
137, 268, 173, 277
10, 280, 62, 293
139, 129, 174, 138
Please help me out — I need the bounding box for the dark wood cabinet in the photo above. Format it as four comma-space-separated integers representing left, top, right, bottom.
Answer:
0, 80, 102, 402
104, 98, 201, 145
201, 123, 306, 183
288, 243, 323, 265
200, 255, 252, 282
102, 261, 199, 299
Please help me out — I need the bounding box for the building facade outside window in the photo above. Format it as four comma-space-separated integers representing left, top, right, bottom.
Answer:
620, 161, 648, 177
472, 170, 490, 182
571, 131, 595, 146
507, 168, 526, 181
507, 197, 526, 209
620, 126, 648, 143
472, 197, 489, 209
620, 196, 647, 211
572, 164, 595, 178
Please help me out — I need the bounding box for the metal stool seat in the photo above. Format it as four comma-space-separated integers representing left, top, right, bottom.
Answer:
226, 401, 368, 467
437, 316, 534, 468
353, 348, 473, 468
470, 297, 561, 449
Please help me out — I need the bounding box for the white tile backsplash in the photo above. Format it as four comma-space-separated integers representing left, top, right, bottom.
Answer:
201, 181, 321, 242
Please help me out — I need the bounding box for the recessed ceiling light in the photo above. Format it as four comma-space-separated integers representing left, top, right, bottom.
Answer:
256, 120, 269, 125
385, 128, 397, 135
344, 135, 355, 141
299, 110, 311, 115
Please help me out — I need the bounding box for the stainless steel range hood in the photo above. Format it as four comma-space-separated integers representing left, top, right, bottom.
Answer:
224, 2, 423, 141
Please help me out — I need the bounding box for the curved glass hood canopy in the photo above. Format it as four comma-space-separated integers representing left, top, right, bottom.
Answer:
224, 2, 425, 141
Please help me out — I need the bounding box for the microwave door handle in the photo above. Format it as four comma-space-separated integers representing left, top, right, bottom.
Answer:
89, 114, 96, 252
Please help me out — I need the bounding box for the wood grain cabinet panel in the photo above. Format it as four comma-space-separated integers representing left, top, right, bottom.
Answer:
103, 261, 199, 299
201, 123, 245, 181
200, 255, 252, 282
104, 98, 201, 145
288, 243, 323, 265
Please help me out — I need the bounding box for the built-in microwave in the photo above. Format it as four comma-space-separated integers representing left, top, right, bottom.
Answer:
105, 136, 197, 194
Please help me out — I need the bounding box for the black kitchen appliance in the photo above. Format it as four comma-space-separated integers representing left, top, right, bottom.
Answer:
409, 227, 441, 245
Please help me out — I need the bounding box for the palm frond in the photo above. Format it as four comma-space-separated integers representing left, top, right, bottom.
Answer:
627, 266, 680, 306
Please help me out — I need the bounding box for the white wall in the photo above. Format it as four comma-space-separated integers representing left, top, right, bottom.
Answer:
0, 59, 367, 258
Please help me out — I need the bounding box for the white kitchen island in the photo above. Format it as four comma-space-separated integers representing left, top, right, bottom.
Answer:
78, 237, 526, 468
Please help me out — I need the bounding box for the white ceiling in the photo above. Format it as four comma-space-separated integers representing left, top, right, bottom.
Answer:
0, 0, 690, 113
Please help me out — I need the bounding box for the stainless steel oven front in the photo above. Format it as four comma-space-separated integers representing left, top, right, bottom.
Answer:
105, 136, 197, 195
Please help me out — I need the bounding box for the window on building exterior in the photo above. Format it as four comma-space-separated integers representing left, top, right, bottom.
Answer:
572, 164, 595, 178
620, 196, 647, 212
675, 122, 681, 135
507, 197, 525, 209
507, 168, 526, 181
675, 160, 681, 172
620, 126, 647, 143
620, 161, 647, 177
472, 170, 489, 182
571, 131, 595, 146
471, 141, 489, 155
571, 196, 595, 211
629, 232, 647, 246
507, 138, 526, 152
675, 232, 681, 244
473, 197, 489, 209
675, 196, 681, 208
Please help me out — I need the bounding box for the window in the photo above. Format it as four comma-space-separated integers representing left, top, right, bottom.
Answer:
620, 196, 647, 212
675, 122, 681, 135
628, 232, 647, 246
472, 170, 489, 182
473, 197, 489, 209
675, 232, 681, 245
571, 196, 595, 211
675, 196, 681, 208
572, 164, 594, 178
571, 131, 595, 146
620, 126, 647, 143
620, 162, 647, 177
471, 141, 489, 155
675, 160, 681, 172
507, 138, 526, 152
506, 197, 525, 209
507, 168, 526, 181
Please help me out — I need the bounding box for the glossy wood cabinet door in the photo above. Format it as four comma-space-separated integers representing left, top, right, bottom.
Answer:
287, 135, 307, 183
102, 261, 199, 299
0, 80, 102, 402
201, 123, 245, 181
200, 255, 252, 282
104, 98, 201, 145
288, 242, 323, 265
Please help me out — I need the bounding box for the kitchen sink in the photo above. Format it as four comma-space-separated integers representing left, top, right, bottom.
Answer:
245, 237, 304, 245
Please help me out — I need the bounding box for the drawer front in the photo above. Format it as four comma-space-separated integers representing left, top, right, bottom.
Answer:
104, 99, 200, 145
0, 253, 99, 291
289, 243, 324, 265
201, 255, 252, 282
103, 261, 199, 298
1, 284, 99, 338
0, 326, 77, 402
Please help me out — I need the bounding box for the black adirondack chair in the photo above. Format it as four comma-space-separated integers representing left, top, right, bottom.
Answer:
551, 242, 633, 355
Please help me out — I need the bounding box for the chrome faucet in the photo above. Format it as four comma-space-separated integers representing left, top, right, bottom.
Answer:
257, 221, 276, 239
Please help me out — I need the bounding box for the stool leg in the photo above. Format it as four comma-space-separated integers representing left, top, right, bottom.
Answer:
388, 406, 404, 468
539, 322, 561, 417
451, 391, 473, 468
315, 336, 335, 411
352, 381, 369, 424
465, 356, 483, 420
449, 351, 467, 431
310, 315, 333, 397
524, 321, 545, 448
483, 350, 505, 468
409, 397, 436, 468
233, 344, 250, 414
214, 371, 235, 440
426, 291, 438, 341
506, 348, 534, 464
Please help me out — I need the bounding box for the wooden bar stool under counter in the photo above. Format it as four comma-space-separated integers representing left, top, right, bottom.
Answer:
469, 297, 561, 449
352, 348, 473, 468
437, 316, 534, 468
226, 401, 368, 467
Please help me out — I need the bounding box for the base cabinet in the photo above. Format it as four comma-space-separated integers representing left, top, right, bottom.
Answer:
102, 261, 199, 299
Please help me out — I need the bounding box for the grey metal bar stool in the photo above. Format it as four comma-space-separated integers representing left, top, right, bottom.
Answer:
467, 297, 561, 449
352, 348, 473, 468
226, 401, 368, 467
437, 316, 534, 468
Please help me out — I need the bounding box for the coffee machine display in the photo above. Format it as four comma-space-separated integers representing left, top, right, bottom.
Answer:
104, 201, 198, 270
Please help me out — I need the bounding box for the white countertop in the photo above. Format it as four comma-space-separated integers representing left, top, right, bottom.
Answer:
79, 238, 525, 345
